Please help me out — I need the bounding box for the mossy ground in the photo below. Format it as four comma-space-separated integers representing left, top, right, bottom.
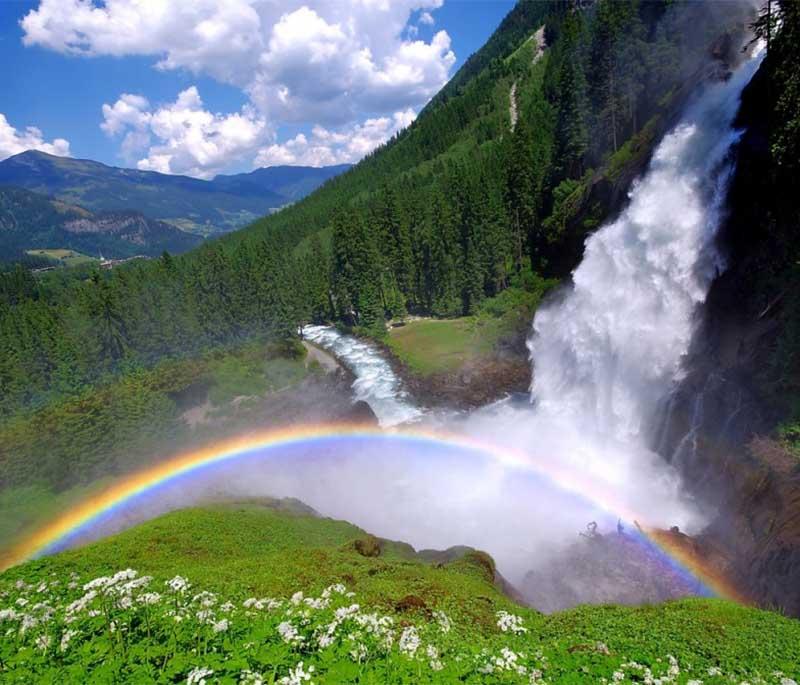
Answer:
1, 503, 798, 683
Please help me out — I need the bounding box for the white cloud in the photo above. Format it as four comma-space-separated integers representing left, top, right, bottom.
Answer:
101, 88, 268, 179
254, 108, 416, 168
0, 113, 70, 161
21, 0, 453, 126
419, 11, 435, 25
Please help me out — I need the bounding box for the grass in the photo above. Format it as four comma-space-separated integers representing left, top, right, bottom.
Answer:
3, 503, 519, 630
387, 280, 556, 378
1, 503, 798, 683
24, 248, 97, 267
387, 318, 488, 376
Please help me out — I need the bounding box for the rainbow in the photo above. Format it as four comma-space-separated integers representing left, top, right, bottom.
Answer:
0, 423, 749, 605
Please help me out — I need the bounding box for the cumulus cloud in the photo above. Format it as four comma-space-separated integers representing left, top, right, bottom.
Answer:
101, 88, 268, 179
0, 113, 70, 161
21, 0, 453, 126
254, 109, 416, 167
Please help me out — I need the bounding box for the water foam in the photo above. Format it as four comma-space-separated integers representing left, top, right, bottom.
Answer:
302, 324, 422, 427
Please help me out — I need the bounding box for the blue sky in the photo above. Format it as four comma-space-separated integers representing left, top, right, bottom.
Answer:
0, 0, 514, 178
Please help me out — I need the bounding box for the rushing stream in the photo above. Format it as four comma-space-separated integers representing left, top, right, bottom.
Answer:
301, 324, 422, 427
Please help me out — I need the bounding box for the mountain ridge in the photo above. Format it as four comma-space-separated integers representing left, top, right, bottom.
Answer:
0, 151, 350, 236
0, 184, 203, 259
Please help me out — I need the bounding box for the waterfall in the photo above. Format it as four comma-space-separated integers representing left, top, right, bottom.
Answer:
527, 49, 763, 462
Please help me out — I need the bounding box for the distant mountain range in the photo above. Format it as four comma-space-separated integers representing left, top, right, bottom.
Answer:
0, 185, 202, 260
0, 151, 350, 237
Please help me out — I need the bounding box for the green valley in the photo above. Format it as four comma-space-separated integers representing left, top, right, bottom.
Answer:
2, 1, 800, 683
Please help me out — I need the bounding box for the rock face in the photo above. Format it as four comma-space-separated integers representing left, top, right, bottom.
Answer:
651, 56, 800, 617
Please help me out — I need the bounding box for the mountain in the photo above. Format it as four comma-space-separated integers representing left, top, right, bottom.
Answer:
0, 185, 202, 260
213, 164, 352, 202
0, 151, 350, 236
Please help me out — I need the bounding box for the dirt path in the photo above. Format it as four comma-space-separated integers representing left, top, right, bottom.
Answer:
302, 340, 340, 373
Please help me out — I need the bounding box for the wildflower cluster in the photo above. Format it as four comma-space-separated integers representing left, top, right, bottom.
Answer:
0, 570, 797, 684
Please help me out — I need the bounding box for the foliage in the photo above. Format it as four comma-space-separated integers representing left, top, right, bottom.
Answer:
0, 341, 309, 494
1, 505, 799, 683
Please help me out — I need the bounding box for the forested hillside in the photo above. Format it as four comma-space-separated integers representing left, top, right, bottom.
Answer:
0, 0, 755, 487
0, 185, 202, 260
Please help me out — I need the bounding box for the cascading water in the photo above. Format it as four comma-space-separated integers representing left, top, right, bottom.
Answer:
302, 324, 422, 427
528, 56, 760, 444
465, 47, 764, 533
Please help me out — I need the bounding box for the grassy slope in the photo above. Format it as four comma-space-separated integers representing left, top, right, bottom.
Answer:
387, 319, 490, 376
24, 249, 97, 268
1, 504, 798, 683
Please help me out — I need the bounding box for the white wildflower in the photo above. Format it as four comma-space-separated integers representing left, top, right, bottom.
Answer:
399, 626, 420, 657
166, 576, 191, 594
21, 614, 38, 632
708, 667, 723, 676
322, 584, 346, 598
196, 609, 214, 624
15, 597, 28, 607
187, 666, 214, 685
35, 634, 51, 651
781, 679, 799, 685
334, 604, 360, 620
290, 591, 304, 605
60, 629, 77, 652
667, 654, 680, 678
278, 620, 303, 644
279, 661, 315, 685
303, 596, 329, 610
496, 610, 527, 634
36, 582, 48, 593
612, 670, 625, 682
0, 608, 18, 622
427, 644, 444, 671
193, 591, 217, 608
119, 576, 151, 594
241, 670, 264, 685
212, 619, 229, 634
83, 576, 112, 592
433, 610, 452, 633
109, 569, 137, 586
220, 602, 235, 613
138, 592, 162, 606
350, 643, 368, 662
